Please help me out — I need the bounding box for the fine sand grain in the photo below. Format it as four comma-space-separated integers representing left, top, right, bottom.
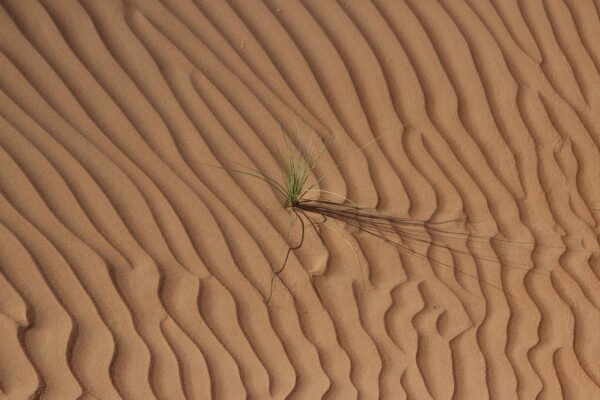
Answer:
1, 1, 600, 399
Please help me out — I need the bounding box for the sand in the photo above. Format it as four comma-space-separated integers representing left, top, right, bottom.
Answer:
1, 0, 600, 399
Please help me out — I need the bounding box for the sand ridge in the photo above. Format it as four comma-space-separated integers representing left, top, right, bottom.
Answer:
0, 0, 600, 399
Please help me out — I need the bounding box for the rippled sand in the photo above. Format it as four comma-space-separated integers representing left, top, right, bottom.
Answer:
1, 1, 600, 399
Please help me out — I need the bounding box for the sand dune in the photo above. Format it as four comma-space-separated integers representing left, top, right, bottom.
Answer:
1, 0, 600, 399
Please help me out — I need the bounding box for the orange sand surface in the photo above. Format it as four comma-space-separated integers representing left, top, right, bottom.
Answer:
1, 1, 600, 399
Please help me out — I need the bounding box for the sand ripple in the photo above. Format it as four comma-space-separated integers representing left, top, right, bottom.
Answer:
0, 1, 599, 399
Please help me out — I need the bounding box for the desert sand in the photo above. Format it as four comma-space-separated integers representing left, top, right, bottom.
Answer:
1, 0, 600, 399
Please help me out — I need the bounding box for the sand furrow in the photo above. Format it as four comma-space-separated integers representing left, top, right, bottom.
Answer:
0, 155, 156, 398
372, 1, 496, 227
291, 2, 415, 216
541, 0, 592, 107
0, 5, 280, 394
0, 73, 193, 397
327, 1, 439, 219
0, 220, 82, 398
0, 308, 39, 398
123, 0, 337, 169
224, 0, 378, 174
550, 270, 600, 394
156, 0, 331, 135
489, 0, 543, 62
561, 0, 600, 83
0, 196, 132, 398
405, 0, 531, 244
